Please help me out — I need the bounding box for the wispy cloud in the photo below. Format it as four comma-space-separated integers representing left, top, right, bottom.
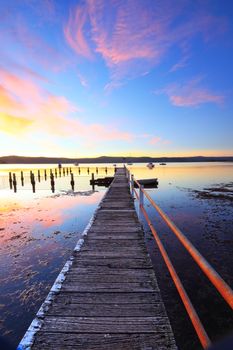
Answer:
149, 136, 171, 146
0, 68, 132, 142
64, 4, 93, 59
64, 0, 227, 87
157, 77, 224, 107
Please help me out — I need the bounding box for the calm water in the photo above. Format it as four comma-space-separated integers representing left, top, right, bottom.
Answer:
0, 162, 232, 349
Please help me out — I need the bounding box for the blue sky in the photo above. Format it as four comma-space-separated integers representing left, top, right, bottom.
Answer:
0, 0, 233, 157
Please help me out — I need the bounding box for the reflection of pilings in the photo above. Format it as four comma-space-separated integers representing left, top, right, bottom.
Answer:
44, 169, 47, 180
31, 172, 36, 193
59, 168, 61, 177
91, 173, 95, 191
55, 169, 57, 178
50, 173, 55, 193
70, 173, 75, 190
9, 172, 13, 189
38, 170, 41, 182
13, 173, 17, 192
21, 171, 24, 186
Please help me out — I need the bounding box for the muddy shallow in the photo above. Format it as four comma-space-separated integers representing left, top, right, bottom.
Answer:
0, 162, 233, 349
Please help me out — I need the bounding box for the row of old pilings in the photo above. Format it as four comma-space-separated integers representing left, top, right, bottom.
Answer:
8, 166, 109, 193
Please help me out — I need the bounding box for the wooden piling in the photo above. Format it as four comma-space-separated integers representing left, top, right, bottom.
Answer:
31, 172, 36, 193
70, 173, 75, 190
44, 169, 47, 180
12, 173, 17, 192
9, 172, 13, 189
51, 173, 55, 193
38, 170, 41, 182
91, 173, 95, 191
21, 171, 24, 186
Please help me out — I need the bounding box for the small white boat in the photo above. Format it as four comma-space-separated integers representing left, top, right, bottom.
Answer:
147, 162, 155, 169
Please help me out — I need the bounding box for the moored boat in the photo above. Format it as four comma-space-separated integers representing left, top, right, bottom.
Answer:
147, 162, 155, 169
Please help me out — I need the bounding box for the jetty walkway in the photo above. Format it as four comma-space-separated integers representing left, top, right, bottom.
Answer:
18, 168, 176, 349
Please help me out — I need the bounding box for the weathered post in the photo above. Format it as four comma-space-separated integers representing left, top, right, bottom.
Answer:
66, 167, 69, 175
21, 171, 24, 186
87, 167, 90, 174
91, 173, 95, 191
78, 167, 81, 174
96, 167, 98, 174
12, 173, 17, 192
31, 172, 36, 193
105, 167, 107, 174
70, 173, 75, 190
63, 168, 65, 176
51, 173, 55, 193
38, 170, 41, 182
55, 169, 57, 178
9, 172, 13, 189
44, 169, 47, 181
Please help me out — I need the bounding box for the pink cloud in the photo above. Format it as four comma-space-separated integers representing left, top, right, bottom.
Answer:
148, 136, 171, 146
64, 5, 93, 59
149, 136, 161, 145
159, 77, 224, 107
0, 68, 132, 142
64, 0, 228, 86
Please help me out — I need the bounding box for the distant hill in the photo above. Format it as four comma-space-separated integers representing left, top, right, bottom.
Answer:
0, 155, 233, 164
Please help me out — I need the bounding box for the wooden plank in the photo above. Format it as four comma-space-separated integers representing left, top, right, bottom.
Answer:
62, 281, 157, 293
68, 267, 155, 277
33, 333, 177, 350
40, 316, 173, 333
72, 257, 153, 269
53, 292, 162, 304
47, 301, 165, 317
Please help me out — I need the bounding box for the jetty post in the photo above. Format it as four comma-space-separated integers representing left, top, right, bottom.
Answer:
12, 173, 17, 192
20, 171, 24, 186
9, 172, 13, 189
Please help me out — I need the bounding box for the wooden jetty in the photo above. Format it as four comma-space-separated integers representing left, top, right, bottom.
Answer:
18, 168, 177, 350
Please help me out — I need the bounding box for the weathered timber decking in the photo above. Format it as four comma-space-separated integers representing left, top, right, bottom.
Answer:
19, 168, 177, 350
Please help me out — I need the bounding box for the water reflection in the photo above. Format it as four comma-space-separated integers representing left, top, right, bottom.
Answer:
0, 169, 105, 346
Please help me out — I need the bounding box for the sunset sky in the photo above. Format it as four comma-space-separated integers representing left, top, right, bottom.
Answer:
0, 0, 233, 158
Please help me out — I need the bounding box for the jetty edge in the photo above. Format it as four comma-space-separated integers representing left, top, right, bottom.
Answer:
17, 167, 177, 350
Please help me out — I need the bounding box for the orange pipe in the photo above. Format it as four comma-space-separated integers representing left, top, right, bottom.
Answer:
134, 179, 233, 309
140, 205, 211, 349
